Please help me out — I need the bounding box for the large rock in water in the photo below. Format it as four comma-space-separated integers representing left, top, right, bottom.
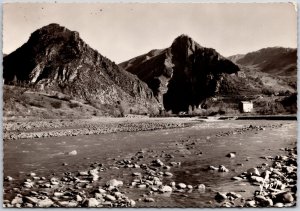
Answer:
3, 23, 159, 113
120, 34, 240, 113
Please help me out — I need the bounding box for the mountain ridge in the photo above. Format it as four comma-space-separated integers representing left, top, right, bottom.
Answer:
228, 47, 297, 77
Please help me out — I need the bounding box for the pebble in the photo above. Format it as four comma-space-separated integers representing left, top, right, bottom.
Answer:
144, 197, 155, 202
5, 176, 13, 181
105, 194, 116, 201
54, 192, 64, 197
24, 203, 33, 208
247, 168, 260, 176
227, 192, 242, 199
152, 159, 164, 167
250, 176, 264, 183
177, 183, 186, 189
24, 196, 38, 204
159, 185, 173, 192
222, 201, 232, 207
164, 172, 173, 177
29, 172, 36, 177
163, 165, 171, 170
68, 150, 78, 155
170, 162, 181, 166
23, 181, 34, 188
274, 202, 284, 207
132, 172, 142, 177
137, 184, 147, 189
209, 166, 219, 171
130, 199, 136, 207
30, 191, 38, 196
197, 184, 206, 190
58, 201, 78, 207
78, 171, 89, 176
85, 198, 99, 207
95, 193, 103, 200
151, 186, 158, 192
226, 152, 236, 158
36, 198, 54, 208
255, 195, 273, 207
11, 196, 23, 205
76, 195, 83, 202
187, 185, 193, 189
231, 176, 243, 181
218, 165, 229, 172
106, 179, 123, 187
215, 192, 227, 202
245, 200, 256, 207
153, 180, 162, 186
280, 192, 294, 203
98, 188, 106, 193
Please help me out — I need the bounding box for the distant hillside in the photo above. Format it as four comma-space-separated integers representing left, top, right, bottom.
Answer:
3, 23, 160, 116
229, 47, 297, 77
120, 34, 240, 113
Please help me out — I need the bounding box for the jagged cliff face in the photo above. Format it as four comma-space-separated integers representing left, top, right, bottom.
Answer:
120, 35, 240, 113
3, 24, 159, 112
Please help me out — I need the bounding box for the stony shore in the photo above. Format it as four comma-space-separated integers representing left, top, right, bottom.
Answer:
4, 145, 297, 208
3, 117, 192, 140
215, 147, 297, 207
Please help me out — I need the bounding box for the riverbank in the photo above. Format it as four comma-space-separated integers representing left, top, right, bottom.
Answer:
3, 117, 198, 140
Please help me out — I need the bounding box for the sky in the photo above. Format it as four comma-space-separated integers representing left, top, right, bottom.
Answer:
3, 3, 297, 63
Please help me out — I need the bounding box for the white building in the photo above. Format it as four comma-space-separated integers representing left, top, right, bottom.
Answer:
240, 101, 253, 113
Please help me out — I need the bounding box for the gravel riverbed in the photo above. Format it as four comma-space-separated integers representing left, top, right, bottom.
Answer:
3, 119, 297, 207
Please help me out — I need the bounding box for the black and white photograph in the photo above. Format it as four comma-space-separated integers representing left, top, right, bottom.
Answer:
2, 1, 298, 208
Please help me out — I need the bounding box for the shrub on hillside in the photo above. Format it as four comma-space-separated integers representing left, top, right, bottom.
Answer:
69, 102, 80, 108
51, 101, 62, 109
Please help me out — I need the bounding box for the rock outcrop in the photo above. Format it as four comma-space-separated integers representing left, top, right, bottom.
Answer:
3, 23, 159, 113
120, 35, 240, 113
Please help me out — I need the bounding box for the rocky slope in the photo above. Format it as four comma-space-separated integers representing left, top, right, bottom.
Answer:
3, 23, 159, 115
120, 35, 240, 113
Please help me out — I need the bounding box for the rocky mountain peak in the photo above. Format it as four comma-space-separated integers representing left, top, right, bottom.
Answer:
30, 23, 79, 40
170, 34, 201, 58
3, 23, 160, 114
121, 35, 240, 113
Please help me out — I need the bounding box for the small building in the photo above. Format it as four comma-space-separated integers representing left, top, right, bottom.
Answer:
240, 101, 253, 113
